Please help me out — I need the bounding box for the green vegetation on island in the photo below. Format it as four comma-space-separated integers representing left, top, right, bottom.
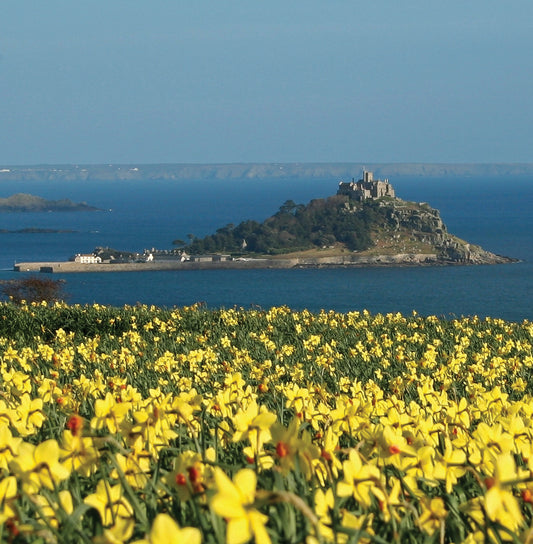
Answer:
0, 193, 101, 212
180, 196, 380, 254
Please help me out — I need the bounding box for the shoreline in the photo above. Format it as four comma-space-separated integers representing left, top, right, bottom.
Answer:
13, 253, 518, 273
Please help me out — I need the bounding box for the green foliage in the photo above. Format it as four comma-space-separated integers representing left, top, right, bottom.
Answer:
185, 196, 391, 255
0, 276, 67, 304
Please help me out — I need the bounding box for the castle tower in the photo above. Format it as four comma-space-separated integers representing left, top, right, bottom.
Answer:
337, 170, 395, 200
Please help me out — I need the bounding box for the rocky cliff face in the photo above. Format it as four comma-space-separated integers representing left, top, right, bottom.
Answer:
368, 199, 514, 265
386, 202, 446, 236
437, 240, 513, 265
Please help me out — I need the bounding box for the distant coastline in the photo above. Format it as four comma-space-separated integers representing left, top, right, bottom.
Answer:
1, 162, 533, 182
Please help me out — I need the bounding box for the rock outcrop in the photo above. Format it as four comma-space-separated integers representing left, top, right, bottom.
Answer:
386, 203, 446, 237
366, 199, 513, 264
0, 193, 100, 212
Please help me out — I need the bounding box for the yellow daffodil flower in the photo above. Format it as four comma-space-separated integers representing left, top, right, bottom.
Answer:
271, 418, 320, 480
433, 438, 467, 493
0, 475, 17, 523
13, 394, 45, 437
483, 453, 524, 534
59, 423, 99, 477
84, 480, 135, 528
211, 467, 270, 544
93, 517, 135, 544
9, 439, 70, 493
133, 513, 201, 544
91, 392, 132, 434
337, 449, 385, 508
0, 423, 22, 470
34, 490, 73, 529
418, 497, 447, 535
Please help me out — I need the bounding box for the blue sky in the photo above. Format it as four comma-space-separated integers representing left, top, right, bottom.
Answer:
1, 1, 532, 165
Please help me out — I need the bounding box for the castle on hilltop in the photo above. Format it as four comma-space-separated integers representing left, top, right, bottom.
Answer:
337, 170, 395, 201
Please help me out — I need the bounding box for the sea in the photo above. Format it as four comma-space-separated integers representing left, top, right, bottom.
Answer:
0, 175, 531, 322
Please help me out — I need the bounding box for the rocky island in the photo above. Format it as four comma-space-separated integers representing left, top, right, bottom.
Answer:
178, 171, 513, 266
0, 228, 77, 234
0, 193, 100, 212
14, 172, 515, 273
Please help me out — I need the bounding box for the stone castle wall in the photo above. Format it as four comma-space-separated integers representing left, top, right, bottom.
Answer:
338, 171, 395, 200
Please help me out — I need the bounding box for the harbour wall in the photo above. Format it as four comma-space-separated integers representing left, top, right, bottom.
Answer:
14, 254, 439, 273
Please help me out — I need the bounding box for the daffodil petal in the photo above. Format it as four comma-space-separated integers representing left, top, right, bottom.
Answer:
226, 516, 252, 544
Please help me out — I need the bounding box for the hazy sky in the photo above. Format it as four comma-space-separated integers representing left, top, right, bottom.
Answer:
1, 1, 532, 165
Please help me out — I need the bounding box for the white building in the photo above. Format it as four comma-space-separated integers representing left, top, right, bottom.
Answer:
73, 253, 102, 264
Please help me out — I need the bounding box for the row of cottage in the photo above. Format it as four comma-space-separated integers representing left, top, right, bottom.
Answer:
70, 251, 232, 264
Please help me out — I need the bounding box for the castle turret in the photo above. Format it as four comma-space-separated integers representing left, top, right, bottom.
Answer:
337, 171, 395, 200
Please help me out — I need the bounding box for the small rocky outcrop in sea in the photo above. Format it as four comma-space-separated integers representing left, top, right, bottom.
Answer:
0, 193, 101, 212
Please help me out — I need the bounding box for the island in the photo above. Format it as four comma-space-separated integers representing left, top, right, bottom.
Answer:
13, 172, 516, 273
0, 193, 101, 212
0, 228, 77, 234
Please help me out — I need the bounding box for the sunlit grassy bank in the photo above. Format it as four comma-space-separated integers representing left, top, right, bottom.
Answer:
1, 301, 533, 543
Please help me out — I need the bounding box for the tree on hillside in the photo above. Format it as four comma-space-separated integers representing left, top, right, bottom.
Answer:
0, 276, 67, 304
180, 195, 389, 256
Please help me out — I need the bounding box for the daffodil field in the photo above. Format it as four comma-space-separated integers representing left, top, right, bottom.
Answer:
2, 302, 533, 543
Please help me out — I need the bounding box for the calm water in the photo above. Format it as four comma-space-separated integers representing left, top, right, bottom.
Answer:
0, 175, 531, 321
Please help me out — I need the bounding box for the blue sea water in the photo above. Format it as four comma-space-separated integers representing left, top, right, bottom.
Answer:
0, 175, 531, 321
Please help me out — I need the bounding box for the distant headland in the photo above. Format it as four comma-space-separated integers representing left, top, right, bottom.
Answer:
14, 171, 517, 273
1, 162, 533, 182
